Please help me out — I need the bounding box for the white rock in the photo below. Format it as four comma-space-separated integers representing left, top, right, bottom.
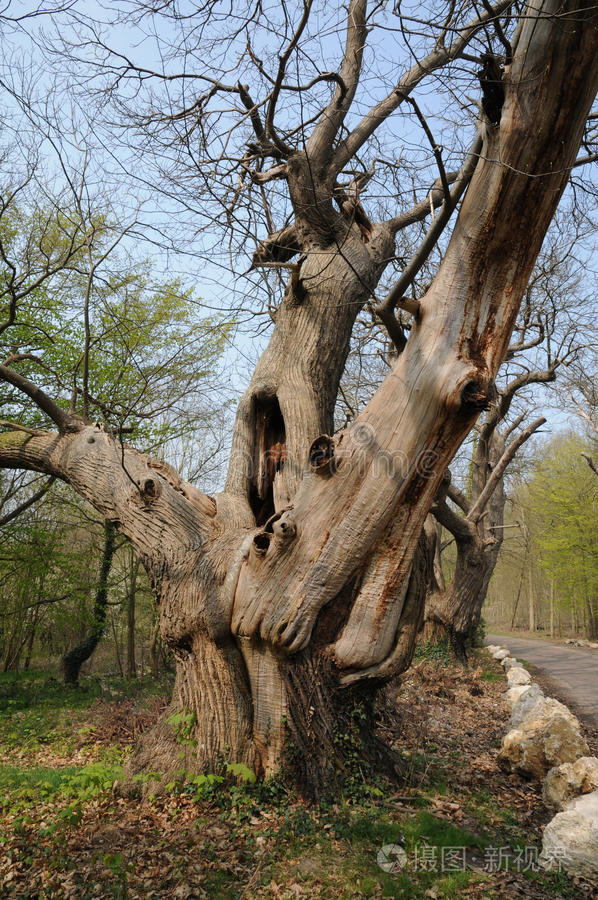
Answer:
506, 666, 532, 686
503, 685, 533, 709
492, 649, 510, 661
508, 683, 546, 727
589, 642, 598, 650
510, 693, 572, 731
498, 707, 589, 779
539, 791, 598, 881
486, 644, 500, 653
543, 757, 598, 811
502, 657, 521, 671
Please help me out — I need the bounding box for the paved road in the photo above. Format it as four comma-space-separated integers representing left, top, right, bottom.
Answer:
487, 633, 598, 729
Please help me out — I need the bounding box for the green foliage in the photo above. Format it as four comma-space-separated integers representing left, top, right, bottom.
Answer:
166, 709, 197, 745
414, 639, 452, 666
527, 432, 598, 633
468, 617, 487, 649
225, 761, 257, 784
0, 200, 231, 446
0, 669, 173, 756
0, 760, 123, 823
0, 197, 232, 677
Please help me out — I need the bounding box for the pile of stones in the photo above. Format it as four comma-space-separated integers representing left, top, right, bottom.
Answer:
487, 644, 598, 883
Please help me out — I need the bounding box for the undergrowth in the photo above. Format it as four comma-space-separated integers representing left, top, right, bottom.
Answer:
0, 663, 587, 899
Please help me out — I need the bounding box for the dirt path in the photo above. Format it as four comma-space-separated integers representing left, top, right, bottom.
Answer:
487, 633, 598, 731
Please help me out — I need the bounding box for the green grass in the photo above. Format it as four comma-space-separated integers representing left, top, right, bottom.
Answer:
479, 670, 503, 682
0, 666, 585, 899
0, 763, 79, 794
0, 668, 173, 713
0, 668, 172, 757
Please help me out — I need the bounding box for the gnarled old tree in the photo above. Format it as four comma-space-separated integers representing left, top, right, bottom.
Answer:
1, 0, 598, 795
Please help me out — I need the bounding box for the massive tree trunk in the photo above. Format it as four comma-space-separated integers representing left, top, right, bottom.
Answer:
1, 0, 597, 797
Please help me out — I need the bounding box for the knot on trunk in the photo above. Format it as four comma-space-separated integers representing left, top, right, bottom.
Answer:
140, 477, 161, 500
249, 508, 297, 562
460, 379, 492, 412
446, 369, 493, 416
272, 510, 297, 546
251, 531, 271, 558
477, 53, 505, 128
309, 434, 336, 475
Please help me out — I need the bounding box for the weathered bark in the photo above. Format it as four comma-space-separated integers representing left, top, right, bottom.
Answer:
1, 0, 597, 796
62, 519, 116, 685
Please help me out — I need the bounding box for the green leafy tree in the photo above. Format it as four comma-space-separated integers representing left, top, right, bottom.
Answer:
1, 198, 231, 679
528, 433, 598, 639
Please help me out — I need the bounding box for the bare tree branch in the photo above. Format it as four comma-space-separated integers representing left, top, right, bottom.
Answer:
306, 0, 367, 169
265, 0, 314, 157
582, 452, 598, 477
376, 131, 482, 338
331, 0, 513, 176
0, 476, 55, 527
469, 416, 546, 523
0, 364, 77, 432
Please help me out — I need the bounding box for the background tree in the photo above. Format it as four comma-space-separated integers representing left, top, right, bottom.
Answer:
0, 0, 596, 796
529, 433, 598, 640
0, 144, 231, 681
420, 210, 594, 648
495, 433, 598, 640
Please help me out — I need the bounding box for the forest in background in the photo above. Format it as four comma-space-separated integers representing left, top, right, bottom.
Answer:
485, 431, 598, 641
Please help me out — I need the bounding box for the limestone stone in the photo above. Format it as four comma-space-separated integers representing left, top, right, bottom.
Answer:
508, 683, 547, 727
498, 708, 589, 779
539, 791, 598, 881
492, 649, 510, 661
510, 693, 572, 732
542, 757, 598, 811
501, 657, 520, 671
506, 666, 532, 687
503, 685, 533, 709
